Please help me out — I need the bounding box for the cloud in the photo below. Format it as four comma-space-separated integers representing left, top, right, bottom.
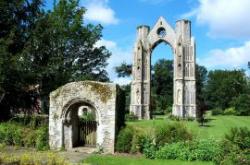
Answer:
183, 0, 250, 39
198, 41, 250, 70
96, 39, 132, 85
84, 0, 119, 25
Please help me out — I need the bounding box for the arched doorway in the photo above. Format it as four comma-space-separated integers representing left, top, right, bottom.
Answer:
150, 42, 173, 116
62, 101, 98, 149
130, 17, 197, 119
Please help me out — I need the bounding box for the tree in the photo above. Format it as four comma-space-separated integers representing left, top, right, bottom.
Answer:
205, 70, 248, 110
0, 0, 43, 120
0, 0, 111, 117
22, 0, 111, 113
115, 62, 132, 77
151, 59, 173, 114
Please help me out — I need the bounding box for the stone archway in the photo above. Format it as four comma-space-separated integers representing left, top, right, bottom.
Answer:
49, 81, 124, 153
130, 17, 196, 119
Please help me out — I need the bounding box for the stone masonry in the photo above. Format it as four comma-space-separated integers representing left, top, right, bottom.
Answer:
130, 17, 197, 119
49, 81, 123, 154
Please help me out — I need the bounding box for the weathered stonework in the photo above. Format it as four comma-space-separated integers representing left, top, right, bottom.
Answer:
130, 17, 197, 119
49, 81, 123, 153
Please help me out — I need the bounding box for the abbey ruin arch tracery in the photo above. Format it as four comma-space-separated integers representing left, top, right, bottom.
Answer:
130, 17, 197, 119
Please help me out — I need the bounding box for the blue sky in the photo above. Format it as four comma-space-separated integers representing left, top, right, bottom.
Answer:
45, 0, 250, 84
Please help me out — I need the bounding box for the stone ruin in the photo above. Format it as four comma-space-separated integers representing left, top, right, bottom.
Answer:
49, 17, 197, 154
49, 81, 124, 153
130, 17, 197, 119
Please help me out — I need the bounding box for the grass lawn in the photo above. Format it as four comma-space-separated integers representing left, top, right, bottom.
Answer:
127, 113, 250, 139
83, 155, 214, 165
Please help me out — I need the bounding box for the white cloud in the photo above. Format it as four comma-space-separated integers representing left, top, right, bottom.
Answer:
183, 0, 250, 38
96, 39, 132, 85
84, 0, 119, 25
198, 41, 250, 70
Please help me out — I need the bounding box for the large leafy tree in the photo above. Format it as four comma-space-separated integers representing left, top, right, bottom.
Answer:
151, 59, 173, 113
0, 0, 111, 117
205, 70, 248, 110
0, 0, 43, 119
22, 0, 111, 113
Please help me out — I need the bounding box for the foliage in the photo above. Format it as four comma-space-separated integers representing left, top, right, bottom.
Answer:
115, 62, 132, 77
211, 108, 224, 116
151, 59, 173, 113
213, 127, 250, 164
223, 107, 237, 115
79, 112, 95, 121
141, 136, 157, 159
0, 0, 43, 120
125, 113, 138, 121
155, 139, 221, 161
205, 70, 248, 110
230, 94, 250, 116
0, 152, 69, 165
115, 126, 134, 153
0, 0, 111, 116
0, 122, 48, 150
225, 127, 250, 150
35, 126, 49, 151
154, 122, 193, 147
120, 84, 131, 113
83, 155, 213, 165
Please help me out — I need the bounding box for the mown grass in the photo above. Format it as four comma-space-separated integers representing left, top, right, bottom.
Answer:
83, 155, 214, 165
127, 113, 250, 139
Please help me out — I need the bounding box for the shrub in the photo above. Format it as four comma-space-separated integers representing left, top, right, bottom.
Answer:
225, 127, 250, 150
211, 108, 223, 115
115, 126, 133, 153
0, 122, 49, 150
35, 126, 49, 151
214, 127, 250, 164
155, 142, 188, 160
140, 136, 157, 159
154, 122, 193, 147
125, 113, 138, 121
0, 123, 22, 146
0, 153, 69, 165
189, 139, 221, 161
223, 107, 236, 115
155, 139, 221, 161
230, 94, 250, 116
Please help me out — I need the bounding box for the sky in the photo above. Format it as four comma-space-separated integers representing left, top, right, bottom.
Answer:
45, 0, 250, 84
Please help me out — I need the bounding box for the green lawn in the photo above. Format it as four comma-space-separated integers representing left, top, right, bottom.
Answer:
127, 114, 250, 139
83, 155, 213, 165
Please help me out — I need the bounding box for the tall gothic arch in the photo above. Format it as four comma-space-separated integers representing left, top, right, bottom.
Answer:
130, 17, 196, 119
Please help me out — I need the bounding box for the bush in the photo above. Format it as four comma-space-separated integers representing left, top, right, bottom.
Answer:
140, 136, 157, 159
0, 153, 69, 165
115, 126, 133, 153
125, 113, 138, 121
0, 122, 49, 150
230, 94, 250, 116
0, 123, 22, 146
154, 122, 193, 147
155, 139, 221, 161
214, 127, 250, 164
211, 108, 223, 115
223, 107, 236, 115
155, 142, 188, 160
225, 127, 250, 150
35, 126, 49, 151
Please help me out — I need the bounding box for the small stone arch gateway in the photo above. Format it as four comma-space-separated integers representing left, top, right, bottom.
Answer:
49, 81, 124, 153
130, 17, 196, 119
